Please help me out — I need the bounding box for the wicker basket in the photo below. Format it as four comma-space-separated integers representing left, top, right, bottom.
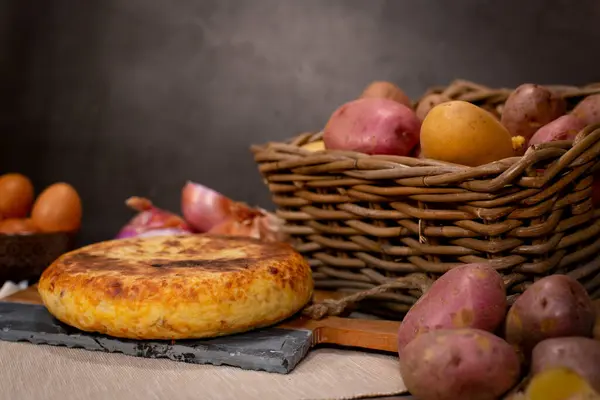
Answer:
252, 80, 600, 319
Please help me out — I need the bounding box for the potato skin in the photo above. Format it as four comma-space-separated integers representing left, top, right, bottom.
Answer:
400, 329, 521, 400
528, 114, 587, 146
420, 101, 518, 166
501, 84, 567, 141
359, 81, 412, 108
397, 263, 507, 354
504, 275, 595, 359
572, 94, 600, 126
323, 98, 421, 156
532, 337, 600, 393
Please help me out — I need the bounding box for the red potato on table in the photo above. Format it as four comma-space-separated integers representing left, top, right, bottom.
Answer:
396, 263, 507, 355
504, 275, 595, 361
400, 329, 521, 400
323, 98, 421, 156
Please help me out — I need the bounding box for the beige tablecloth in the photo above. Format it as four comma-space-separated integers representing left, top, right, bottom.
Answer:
0, 341, 406, 400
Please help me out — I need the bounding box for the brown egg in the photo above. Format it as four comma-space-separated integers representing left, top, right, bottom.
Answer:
0, 218, 39, 235
359, 81, 412, 108
0, 173, 35, 219
31, 182, 82, 233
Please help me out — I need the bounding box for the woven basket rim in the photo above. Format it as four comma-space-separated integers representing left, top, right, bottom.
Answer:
253, 125, 600, 193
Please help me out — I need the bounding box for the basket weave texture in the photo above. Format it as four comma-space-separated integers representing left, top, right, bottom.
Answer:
252, 80, 600, 319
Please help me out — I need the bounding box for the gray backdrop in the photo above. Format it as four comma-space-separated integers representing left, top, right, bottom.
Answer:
1, 0, 599, 245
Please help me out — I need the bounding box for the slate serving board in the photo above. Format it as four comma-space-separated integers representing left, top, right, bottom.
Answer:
0, 302, 312, 374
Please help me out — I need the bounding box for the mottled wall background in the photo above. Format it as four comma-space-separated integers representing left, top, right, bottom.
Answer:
1, 0, 599, 244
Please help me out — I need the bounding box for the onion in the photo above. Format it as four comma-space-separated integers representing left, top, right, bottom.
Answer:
181, 181, 287, 242
208, 208, 287, 243
181, 181, 257, 232
115, 196, 193, 239
135, 228, 192, 238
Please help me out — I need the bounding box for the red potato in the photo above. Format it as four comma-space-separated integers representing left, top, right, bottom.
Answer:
504, 275, 595, 360
524, 110, 600, 208
323, 98, 421, 156
532, 337, 600, 393
359, 81, 412, 108
572, 94, 600, 126
400, 329, 521, 400
501, 83, 567, 142
528, 114, 587, 146
397, 263, 507, 355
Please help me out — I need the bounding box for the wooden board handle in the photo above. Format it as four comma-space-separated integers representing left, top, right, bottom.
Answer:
314, 316, 400, 353
280, 316, 400, 353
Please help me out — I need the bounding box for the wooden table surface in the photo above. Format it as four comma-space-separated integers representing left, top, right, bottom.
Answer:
4, 284, 600, 400
7, 284, 600, 400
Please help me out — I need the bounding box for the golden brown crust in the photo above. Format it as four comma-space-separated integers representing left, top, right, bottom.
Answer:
38, 234, 313, 340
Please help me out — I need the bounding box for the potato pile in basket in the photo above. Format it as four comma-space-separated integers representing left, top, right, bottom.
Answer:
310, 81, 600, 178
394, 263, 599, 400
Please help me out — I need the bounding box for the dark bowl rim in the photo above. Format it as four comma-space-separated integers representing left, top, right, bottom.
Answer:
0, 231, 78, 239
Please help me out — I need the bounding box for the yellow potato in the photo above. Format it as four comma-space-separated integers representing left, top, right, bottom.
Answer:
525, 368, 599, 400
421, 101, 523, 167
301, 140, 326, 152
